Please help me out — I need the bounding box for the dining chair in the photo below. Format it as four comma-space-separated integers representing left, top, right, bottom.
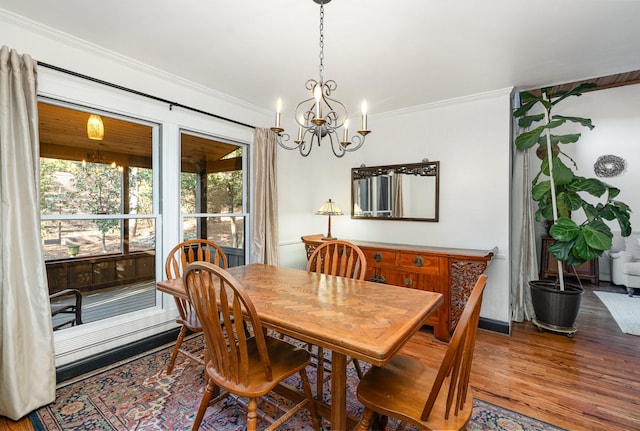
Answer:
184, 261, 321, 431
306, 239, 367, 397
355, 273, 488, 431
164, 239, 228, 375
49, 288, 83, 331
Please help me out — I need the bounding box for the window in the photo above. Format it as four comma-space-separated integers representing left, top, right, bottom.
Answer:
376, 175, 392, 217
180, 131, 247, 267
39, 102, 158, 327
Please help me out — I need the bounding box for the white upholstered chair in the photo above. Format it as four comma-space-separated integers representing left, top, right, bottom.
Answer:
608, 232, 640, 296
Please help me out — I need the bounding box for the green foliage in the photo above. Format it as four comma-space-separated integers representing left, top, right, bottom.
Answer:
514, 83, 632, 267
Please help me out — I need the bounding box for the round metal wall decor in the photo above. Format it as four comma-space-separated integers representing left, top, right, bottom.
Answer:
594, 154, 625, 177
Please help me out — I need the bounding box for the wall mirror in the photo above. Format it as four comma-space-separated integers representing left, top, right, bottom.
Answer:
351, 160, 439, 222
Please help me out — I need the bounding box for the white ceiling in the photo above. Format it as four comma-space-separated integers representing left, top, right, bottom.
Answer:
2, 0, 640, 115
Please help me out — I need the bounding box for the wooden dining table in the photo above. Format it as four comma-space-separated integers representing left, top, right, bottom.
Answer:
157, 263, 443, 430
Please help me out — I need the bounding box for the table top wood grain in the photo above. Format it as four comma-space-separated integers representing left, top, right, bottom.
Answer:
158, 263, 443, 366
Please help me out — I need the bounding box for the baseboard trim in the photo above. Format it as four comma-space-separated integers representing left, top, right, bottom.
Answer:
56, 327, 180, 383
479, 317, 510, 334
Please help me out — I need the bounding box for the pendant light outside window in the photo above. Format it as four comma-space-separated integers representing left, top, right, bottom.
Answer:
87, 114, 104, 140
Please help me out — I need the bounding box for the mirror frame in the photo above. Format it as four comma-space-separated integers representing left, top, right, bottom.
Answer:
351, 161, 439, 222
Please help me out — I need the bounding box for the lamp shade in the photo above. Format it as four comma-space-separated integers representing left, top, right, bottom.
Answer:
316, 199, 342, 240
87, 114, 104, 140
316, 199, 343, 216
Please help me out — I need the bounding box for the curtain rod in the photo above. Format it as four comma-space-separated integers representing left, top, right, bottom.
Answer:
37, 61, 256, 130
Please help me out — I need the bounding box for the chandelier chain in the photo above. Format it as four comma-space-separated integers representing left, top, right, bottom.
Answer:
318, 4, 324, 83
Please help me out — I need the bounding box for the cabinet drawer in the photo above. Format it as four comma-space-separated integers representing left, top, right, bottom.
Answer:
363, 249, 397, 268
397, 253, 440, 273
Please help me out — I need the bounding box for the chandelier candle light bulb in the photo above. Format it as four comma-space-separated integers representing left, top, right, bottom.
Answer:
361, 100, 368, 130
343, 119, 349, 143
276, 98, 282, 128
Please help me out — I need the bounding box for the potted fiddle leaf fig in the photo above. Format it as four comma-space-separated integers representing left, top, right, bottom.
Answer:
514, 82, 632, 335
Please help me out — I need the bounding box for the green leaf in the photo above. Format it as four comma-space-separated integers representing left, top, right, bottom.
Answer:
609, 202, 632, 236
571, 233, 600, 263
552, 115, 595, 130
559, 191, 583, 212
553, 134, 581, 145
545, 119, 566, 130
550, 82, 597, 105
582, 219, 613, 251
550, 157, 574, 185
549, 217, 579, 241
515, 127, 544, 151
607, 186, 621, 199
567, 177, 606, 197
513, 98, 540, 118
535, 193, 554, 221
518, 113, 545, 128
582, 202, 598, 221
531, 180, 550, 201
549, 238, 575, 262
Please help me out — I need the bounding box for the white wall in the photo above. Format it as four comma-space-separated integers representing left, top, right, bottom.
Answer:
278, 89, 514, 325
550, 83, 640, 280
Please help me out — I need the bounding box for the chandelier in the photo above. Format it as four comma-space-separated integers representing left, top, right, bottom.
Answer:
270, 0, 371, 158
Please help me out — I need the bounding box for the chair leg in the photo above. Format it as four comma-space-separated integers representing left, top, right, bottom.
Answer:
357, 407, 375, 431
247, 397, 258, 431
352, 358, 364, 379
299, 368, 321, 431
191, 379, 215, 430
167, 325, 188, 374
316, 346, 325, 398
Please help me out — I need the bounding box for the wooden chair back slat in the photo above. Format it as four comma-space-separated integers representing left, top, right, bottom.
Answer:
184, 261, 272, 388
421, 273, 487, 421
307, 240, 367, 281
165, 239, 228, 321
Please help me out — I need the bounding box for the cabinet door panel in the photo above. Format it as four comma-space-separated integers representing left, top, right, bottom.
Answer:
414, 273, 440, 292
377, 268, 407, 287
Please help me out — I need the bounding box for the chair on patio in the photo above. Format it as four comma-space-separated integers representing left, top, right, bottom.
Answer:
355, 273, 488, 431
184, 262, 320, 431
164, 239, 228, 374
306, 239, 367, 397
50, 288, 83, 331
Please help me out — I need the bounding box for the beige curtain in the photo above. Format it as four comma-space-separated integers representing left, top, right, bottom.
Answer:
0, 46, 56, 420
392, 173, 403, 218
250, 128, 279, 265
511, 141, 537, 322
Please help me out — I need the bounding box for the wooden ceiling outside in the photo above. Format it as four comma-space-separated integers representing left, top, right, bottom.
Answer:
522, 70, 640, 97
38, 102, 241, 172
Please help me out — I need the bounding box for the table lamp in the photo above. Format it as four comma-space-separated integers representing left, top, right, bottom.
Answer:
316, 198, 343, 240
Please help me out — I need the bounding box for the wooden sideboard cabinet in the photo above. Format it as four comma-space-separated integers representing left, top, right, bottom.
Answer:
301, 234, 496, 341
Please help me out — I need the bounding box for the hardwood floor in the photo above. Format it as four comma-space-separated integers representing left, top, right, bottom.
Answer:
401, 282, 640, 431
2, 282, 638, 431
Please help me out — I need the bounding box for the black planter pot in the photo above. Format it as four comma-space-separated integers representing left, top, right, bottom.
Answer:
530, 280, 584, 335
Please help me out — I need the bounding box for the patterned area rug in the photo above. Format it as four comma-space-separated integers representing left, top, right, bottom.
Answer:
31, 336, 567, 431
594, 291, 640, 335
